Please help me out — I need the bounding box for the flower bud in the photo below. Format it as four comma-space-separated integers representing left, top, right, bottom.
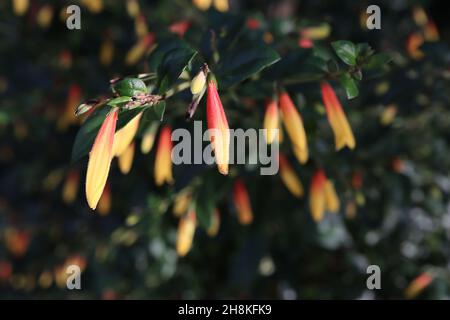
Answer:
190, 71, 206, 95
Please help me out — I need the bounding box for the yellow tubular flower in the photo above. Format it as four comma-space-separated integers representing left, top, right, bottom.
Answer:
112, 112, 142, 157
97, 184, 111, 216
126, 0, 140, 18
300, 23, 331, 40
99, 38, 114, 66
320, 82, 356, 150
233, 179, 254, 225
118, 142, 135, 174
279, 154, 303, 198
37, 5, 54, 29
193, 0, 212, 11
13, 0, 29, 16
279, 91, 308, 164
62, 170, 79, 204
140, 122, 159, 154
80, 0, 103, 14
213, 0, 229, 12
173, 190, 192, 217
154, 126, 174, 186
207, 209, 221, 237
324, 180, 340, 213
309, 170, 326, 222
125, 33, 154, 66
263, 99, 280, 144
176, 210, 197, 257
412, 6, 428, 27
85, 108, 118, 210
424, 21, 439, 42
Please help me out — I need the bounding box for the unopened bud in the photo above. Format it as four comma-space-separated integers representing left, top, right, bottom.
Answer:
190, 71, 206, 95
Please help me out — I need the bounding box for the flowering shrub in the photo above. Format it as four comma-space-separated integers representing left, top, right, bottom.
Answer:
1, 0, 449, 299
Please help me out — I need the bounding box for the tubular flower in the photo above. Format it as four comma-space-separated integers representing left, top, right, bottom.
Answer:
412, 6, 428, 27
125, 33, 155, 66
154, 126, 174, 186
309, 170, 327, 222
424, 21, 439, 42
278, 91, 308, 164
405, 273, 433, 299
278, 154, 303, 198
324, 180, 340, 213
85, 108, 118, 210
213, 0, 229, 12
37, 5, 54, 29
169, 20, 191, 38
406, 32, 424, 60
57, 84, 82, 131
263, 99, 280, 144
80, 0, 103, 14
118, 142, 135, 174
206, 77, 230, 175
62, 169, 79, 204
320, 82, 356, 150
176, 210, 197, 257
13, 0, 29, 16
207, 209, 221, 237
300, 23, 331, 40
112, 112, 142, 157
173, 190, 192, 217
126, 0, 140, 18
5, 228, 30, 257
193, 0, 212, 11
233, 179, 254, 225
99, 37, 114, 66
140, 122, 159, 154
97, 183, 111, 216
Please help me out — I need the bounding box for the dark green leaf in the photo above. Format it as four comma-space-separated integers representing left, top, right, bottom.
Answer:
364, 53, 392, 70
147, 38, 197, 94
339, 73, 359, 99
332, 40, 357, 66
143, 101, 166, 122
215, 45, 280, 88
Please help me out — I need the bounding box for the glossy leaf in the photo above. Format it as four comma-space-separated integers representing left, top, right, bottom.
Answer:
332, 40, 357, 66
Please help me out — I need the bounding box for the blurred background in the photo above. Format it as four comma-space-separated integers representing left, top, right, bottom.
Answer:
0, 0, 449, 299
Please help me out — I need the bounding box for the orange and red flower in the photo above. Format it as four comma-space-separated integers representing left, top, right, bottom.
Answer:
85, 108, 118, 210
279, 91, 308, 164
309, 169, 340, 222
176, 209, 197, 256
207, 209, 221, 237
97, 183, 111, 216
310, 170, 327, 222
263, 98, 280, 144
233, 179, 254, 225
320, 81, 356, 150
112, 112, 142, 157
207, 77, 230, 175
154, 126, 174, 186
118, 142, 135, 174
278, 154, 303, 198
62, 169, 79, 204
404, 272, 433, 299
